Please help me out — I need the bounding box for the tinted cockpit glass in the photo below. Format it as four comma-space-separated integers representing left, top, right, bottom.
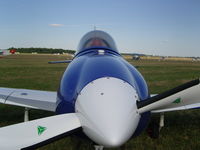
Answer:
77, 30, 118, 54
83, 38, 110, 49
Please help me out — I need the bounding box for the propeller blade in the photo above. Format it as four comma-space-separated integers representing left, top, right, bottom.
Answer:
0, 113, 81, 150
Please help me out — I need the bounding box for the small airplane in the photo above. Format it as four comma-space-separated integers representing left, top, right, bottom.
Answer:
1, 30, 200, 150
0, 49, 16, 58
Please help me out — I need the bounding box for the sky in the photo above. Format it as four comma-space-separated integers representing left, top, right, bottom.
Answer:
0, 0, 200, 57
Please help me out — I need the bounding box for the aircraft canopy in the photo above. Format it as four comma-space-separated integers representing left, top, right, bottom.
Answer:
77, 30, 118, 54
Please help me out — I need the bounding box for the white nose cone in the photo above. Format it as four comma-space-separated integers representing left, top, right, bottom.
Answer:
75, 77, 140, 147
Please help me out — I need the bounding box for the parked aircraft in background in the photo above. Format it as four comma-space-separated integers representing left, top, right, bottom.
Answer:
0, 49, 16, 57
0, 30, 200, 150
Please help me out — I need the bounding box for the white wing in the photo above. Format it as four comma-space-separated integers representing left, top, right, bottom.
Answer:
0, 87, 57, 112
0, 113, 81, 150
137, 79, 200, 113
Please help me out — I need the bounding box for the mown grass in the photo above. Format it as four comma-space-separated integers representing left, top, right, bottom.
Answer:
1, 54, 200, 150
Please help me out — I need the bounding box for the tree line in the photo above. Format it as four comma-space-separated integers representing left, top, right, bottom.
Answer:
9, 47, 76, 54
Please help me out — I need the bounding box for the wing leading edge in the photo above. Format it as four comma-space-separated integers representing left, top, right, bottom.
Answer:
137, 79, 200, 113
0, 87, 57, 112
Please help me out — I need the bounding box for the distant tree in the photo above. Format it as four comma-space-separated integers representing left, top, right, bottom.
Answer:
8, 47, 75, 54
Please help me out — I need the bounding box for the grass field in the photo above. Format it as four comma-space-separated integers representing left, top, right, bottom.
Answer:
1, 54, 200, 150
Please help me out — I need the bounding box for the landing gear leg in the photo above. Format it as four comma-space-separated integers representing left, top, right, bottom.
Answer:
159, 113, 164, 131
147, 113, 165, 139
94, 145, 104, 150
24, 107, 29, 122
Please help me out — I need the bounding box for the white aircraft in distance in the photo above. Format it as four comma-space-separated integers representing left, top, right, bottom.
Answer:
0, 49, 16, 58
0, 50, 9, 57
0, 30, 200, 150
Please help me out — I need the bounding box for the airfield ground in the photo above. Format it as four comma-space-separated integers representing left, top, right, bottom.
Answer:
1, 54, 200, 150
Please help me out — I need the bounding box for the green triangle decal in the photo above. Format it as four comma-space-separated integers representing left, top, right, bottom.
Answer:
37, 126, 47, 136
173, 97, 181, 104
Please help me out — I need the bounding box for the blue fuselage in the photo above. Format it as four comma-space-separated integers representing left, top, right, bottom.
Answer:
56, 47, 151, 136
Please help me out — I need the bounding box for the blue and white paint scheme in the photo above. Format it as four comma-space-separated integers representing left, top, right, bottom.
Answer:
0, 30, 200, 150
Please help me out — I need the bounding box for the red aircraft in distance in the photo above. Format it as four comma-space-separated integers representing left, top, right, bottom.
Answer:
10, 49, 16, 54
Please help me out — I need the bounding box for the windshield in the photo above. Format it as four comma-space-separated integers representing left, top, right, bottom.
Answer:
77, 30, 118, 54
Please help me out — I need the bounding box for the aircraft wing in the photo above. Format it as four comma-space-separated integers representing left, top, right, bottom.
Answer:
0, 87, 57, 112
48, 60, 72, 64
137, 79, 200, 113
0, 113, 81, 150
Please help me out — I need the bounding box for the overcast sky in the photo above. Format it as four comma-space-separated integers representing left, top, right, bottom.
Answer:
0, 0, 199, 56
